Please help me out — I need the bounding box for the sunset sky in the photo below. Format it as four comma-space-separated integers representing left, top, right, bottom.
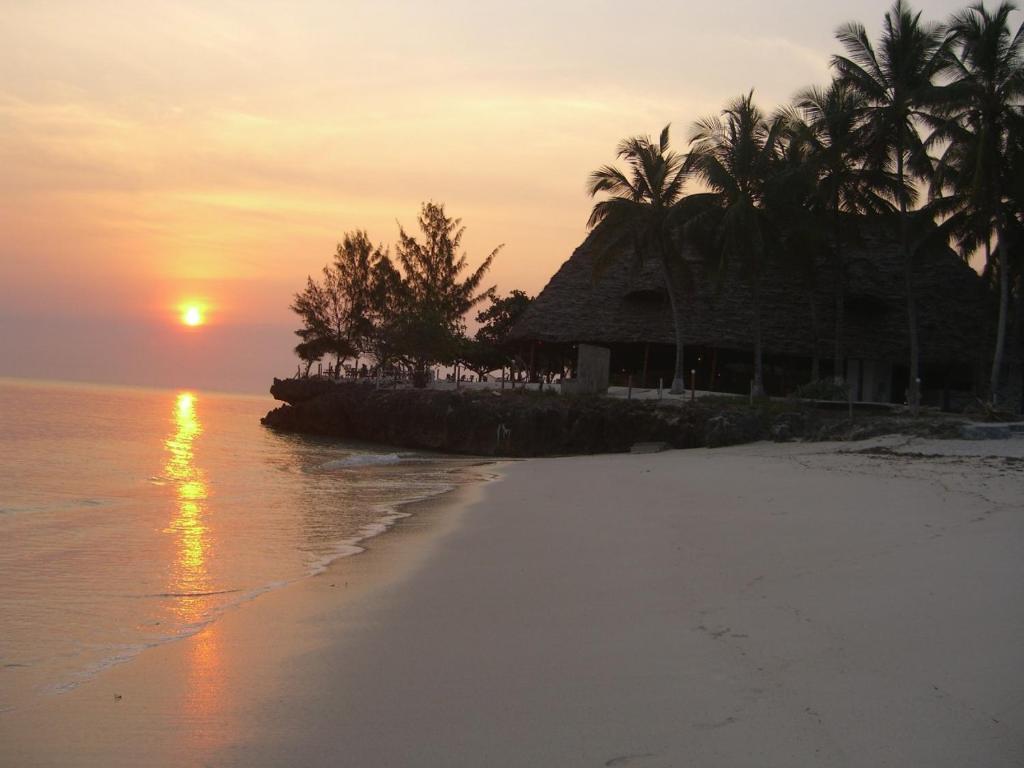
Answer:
0, 0, 978, 393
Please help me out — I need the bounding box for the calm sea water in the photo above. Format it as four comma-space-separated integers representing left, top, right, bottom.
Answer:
0, 378, 473, 712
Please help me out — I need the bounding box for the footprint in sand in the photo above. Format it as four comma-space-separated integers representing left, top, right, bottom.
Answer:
605, 753, 656, 766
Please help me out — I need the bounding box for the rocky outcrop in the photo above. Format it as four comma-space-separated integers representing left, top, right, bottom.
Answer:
704, 411, 769, 448
263, 379, 719, 457
262, 379, 988, 456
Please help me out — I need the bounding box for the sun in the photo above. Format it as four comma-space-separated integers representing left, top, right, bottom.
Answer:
181, 305, 204, 327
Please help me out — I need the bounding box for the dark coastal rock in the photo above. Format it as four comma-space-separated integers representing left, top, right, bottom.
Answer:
812, 414, 966, 442
704, 411, 765, 448
262, 379, 978, 456
770, 411, 807, 443
958, 422, 1014, 440
263, 379, 727, 457
268, 377, 340, 404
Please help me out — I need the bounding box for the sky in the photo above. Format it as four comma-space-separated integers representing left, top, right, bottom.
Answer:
0, 0, 981, 393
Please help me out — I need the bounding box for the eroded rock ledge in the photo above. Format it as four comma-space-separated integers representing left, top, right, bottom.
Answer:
261, 379, 969, 457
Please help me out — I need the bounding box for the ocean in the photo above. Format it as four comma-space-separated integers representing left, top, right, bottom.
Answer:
0, 378, 472, 713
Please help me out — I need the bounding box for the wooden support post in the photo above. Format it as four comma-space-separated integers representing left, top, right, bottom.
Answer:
627, 375, 633, 400
641, 342, 650, 388
690, 369, 696, 402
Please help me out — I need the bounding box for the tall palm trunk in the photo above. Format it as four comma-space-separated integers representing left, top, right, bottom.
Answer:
1013, 271, 1023, 414
902, 214, 921, 412
661, 254, 687, 394
809, 287, 821, 382
991, 218, 1011, 403
897, 144, 921, 413
752, 271, 764, 397
832, 204, 846, 386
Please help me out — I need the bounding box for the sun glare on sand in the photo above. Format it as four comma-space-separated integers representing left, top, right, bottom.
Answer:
181, 305, 205, 327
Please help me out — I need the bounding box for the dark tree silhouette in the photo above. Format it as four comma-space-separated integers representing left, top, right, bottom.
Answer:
784, 80, 902, 385
931, 1, 1024, 402
833, 0, 952, 411
586, 125, 691, 393
686, 92, 786, 397
391, 202, 501, 384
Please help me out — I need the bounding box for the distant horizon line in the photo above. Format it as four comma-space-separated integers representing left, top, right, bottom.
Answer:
0, 374, 273, 401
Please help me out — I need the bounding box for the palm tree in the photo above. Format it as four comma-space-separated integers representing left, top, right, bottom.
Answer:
1008, 117, 1024, 386
833, 0, 952, 411
784, 80, 902, 386
763, 136, 828, 382
931, 2, 1024, 404
686, 91, 785, 397
586, 125, 690, 393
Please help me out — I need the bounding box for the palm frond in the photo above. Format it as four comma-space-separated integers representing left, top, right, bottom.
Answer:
587, 165, 638, 199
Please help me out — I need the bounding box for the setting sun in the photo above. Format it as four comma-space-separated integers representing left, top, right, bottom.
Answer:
181, 306, 204, 327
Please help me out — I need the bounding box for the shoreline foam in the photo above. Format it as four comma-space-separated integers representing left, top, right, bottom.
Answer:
3, 455, 496, 712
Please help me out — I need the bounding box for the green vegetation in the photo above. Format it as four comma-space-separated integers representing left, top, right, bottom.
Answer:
685, 92, 786, 397
931, 2, 1024, 403
585, 125, 690, 393
291, 202, 528, 386
784, 81, 900, 384
831, 0, 952, 412
463, 289, 535, 378
290, 230, 389, 376
289, 2, 1020, 407
585, 0, 1023, 407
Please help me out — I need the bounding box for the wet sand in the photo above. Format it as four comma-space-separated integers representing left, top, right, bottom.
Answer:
2, 438, 1023, 767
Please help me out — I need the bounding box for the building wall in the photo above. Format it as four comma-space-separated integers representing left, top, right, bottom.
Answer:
847, 359, 893, 404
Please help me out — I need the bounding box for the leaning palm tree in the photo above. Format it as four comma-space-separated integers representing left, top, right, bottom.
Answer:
784, 80, 902, 386
586, 125, 690, 393
686, 91, 785, 397
930, 2, 1024, 404
833, 0, 952, 411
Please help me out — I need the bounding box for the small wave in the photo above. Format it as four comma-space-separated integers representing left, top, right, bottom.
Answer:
107, 588, 241, 600
307, 508, 412, 575
42, 581, 287, 699
321, 453, 402, 470
46, 642, 161, 695
0, 497, 111, 516
21, 460, 476, 708
305, 481, 456, 576
140, 588, 244, 599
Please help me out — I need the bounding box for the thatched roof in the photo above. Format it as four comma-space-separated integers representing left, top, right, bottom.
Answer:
512, 224, 992, 367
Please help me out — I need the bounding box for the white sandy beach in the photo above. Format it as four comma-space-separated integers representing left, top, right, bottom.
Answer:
2, 436, 1022, 767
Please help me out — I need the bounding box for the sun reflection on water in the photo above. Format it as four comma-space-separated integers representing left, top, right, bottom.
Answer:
163, 391, 226, 734
164, 392, 210, 619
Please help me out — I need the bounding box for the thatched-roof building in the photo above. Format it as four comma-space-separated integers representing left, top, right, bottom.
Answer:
512, 226, 996, 407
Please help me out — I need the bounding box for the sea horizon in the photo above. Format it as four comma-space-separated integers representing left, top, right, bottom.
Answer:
0, 373, 275, 401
